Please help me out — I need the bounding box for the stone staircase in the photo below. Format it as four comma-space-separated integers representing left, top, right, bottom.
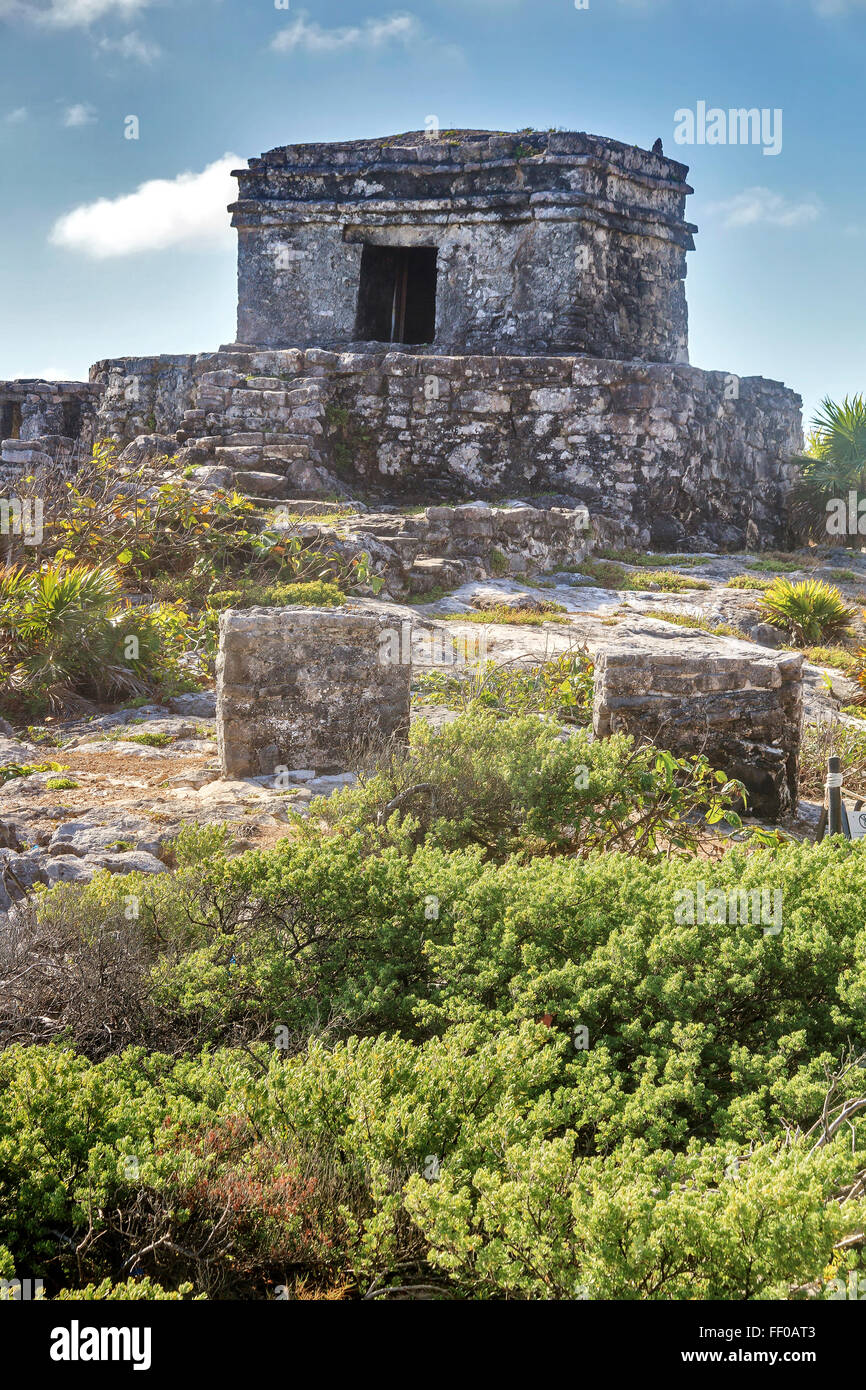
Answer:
173, 352, 332, 500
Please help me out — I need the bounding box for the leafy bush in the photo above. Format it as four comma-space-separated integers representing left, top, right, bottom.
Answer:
11, 442, 374, 606
652, 609, 746, 639
314, 709, 745, 860
205, 579, 346, 611
2, 826, 866, 1298
792, 395, 866, 539
0, 562, 195, 716
758, 577, 854, 646
414, 655, 594, 724
0, 761, 65, 785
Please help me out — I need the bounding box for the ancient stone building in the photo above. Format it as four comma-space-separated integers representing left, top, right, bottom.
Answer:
0, 379, 100, 482
229, 130, 694, 362
3, 129, 805, 550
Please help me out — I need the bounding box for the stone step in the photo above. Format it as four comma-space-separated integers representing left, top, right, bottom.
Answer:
233, 471, 291, 499
214, 446, 263, 467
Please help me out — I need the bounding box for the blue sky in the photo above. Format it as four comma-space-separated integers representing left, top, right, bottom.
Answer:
1, 0, 864, 427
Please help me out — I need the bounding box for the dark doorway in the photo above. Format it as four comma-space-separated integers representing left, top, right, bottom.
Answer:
0, 401, 21, 440
62, 399, 83, 439
355, 245, 438, 344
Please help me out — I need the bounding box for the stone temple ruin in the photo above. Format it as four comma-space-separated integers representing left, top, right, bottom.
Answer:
0, 129, 808, 816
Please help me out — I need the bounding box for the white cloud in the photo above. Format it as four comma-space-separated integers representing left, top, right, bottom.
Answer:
272, 10, 422, 56
96, 28, 160, 61
0, 0, 154, 27
49, 153, 244, 258
3, 106, 28, 123
63, 102, 97, 127
706, 187, 822, 229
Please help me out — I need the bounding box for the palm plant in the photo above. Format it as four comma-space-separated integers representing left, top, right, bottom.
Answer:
758, 576, 855, 647
792, 395, 866, 540
0, 562, 161, 712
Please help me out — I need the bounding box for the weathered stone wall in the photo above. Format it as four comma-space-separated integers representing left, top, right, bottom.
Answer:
216, 605, 411, 778
88, 355, 198, 442
90, 346, 802, 549
0, 379, 101, 478
297, 502, 594, 596
230, 129, 695, 362
591, 625, 803, 819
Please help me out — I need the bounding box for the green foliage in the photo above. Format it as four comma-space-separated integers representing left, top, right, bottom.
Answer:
2, 829, 866, 1298
54, 1278, 199, 1300
759, 577, 855, 646
578, 559, 711, 592
206, 579, 346, 611
489, 548, 509, 576
315, 709, 745, 860
800, 644, 858, 674
0, 561, 206, 716
747, 556, 804, 573
443, 602, 565, 626
595, 548, 711, 568
414, 655, 594, 724
44, 777, 79, 791
792, 395, 866, 537
0, 761, 65, 785
652, 609, 746, 639
726, 574, 774, 591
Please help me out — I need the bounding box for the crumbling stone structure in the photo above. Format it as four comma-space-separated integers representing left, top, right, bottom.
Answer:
83, 128, 803, 549
217, 605, 411, 777
229, 130, 695, 362
591, 624, 803, 818
0, 379, 100, 482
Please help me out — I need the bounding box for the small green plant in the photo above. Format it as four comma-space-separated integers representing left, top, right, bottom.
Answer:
725, 574, 773, 591
596, 548, 710, 569
800, 645, 859, 674
45, 777, 79, 791
123, 732, 173, 749
414, 654, 594, 724
822, 568, 858, 584
747, 556, 804, 574
206, 580, 346, 611
0, 761, 66, 785
489, 548, 510, 577
759, 577, 855, 646
791, 395, 866, 538
444, 602, 565, 627
578, 560, 710, 592
652, 609, 747, 640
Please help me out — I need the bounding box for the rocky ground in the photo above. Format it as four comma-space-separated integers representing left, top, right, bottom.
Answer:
2, 543, 865, 915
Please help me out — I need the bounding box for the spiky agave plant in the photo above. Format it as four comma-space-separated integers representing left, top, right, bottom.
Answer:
758, 576, 855, 647
792, 395, 866, 540
0, 562, 160, 711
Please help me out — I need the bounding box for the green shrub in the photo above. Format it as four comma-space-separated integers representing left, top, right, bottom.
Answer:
0, 761, 65, 786
652, 609, 746, 639
759, 577, 855, 646
206, 579, 346, 611
443, 602, 565, 626
0, 563, 191, 717
414, 655, 594, 724
578, 560, 710, 592
725, 574, 773, 591
315, 708, 745, 860
791, 395, 866, 539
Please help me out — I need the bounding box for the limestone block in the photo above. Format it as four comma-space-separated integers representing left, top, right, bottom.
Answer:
217, 606, 412, 777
